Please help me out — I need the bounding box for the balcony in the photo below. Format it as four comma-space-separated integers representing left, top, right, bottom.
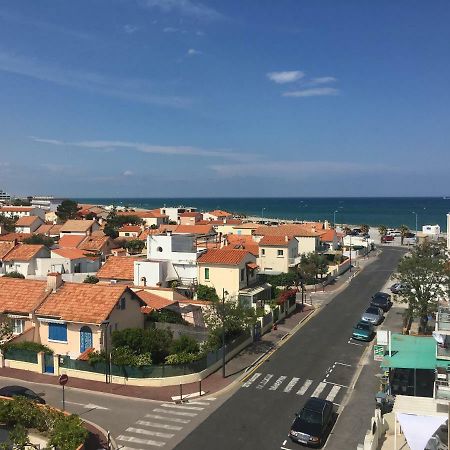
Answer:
288, 256, 302, 267
437, 307, 450, 333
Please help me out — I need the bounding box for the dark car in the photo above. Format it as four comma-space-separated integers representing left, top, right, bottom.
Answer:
390, 283, 407, 294
370, 296, 392, 312
289, 397, 335, 447
0, 385, 46, 404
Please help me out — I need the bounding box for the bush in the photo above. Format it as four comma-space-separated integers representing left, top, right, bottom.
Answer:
170, 335, 199, 355
5, 341, 53, 354
196, 284, 219, 301
49, 414, 88, 450
165, 352, 201, 365
83, 275, 99, 284
148, 309, 188, 324
4, 271, 25, 279
23, 234, 54, 247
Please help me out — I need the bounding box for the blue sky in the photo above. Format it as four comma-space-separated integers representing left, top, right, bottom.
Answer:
0, 0, 449, 197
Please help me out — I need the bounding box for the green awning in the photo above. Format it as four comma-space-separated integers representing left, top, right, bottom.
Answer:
381, 334, 450, 370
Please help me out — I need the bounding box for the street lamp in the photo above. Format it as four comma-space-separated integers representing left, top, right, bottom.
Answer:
411, 211, 418, 235
261, 207, 266, 222
333, 210, 338, 228
349, 234, 352, 273
221, 289, 229, 378
101, 320, 110, 384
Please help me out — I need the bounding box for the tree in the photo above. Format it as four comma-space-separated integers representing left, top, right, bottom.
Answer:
196, 284, 219, 301
378, 225, 387, 239
103, 209, 143, 238
343, 226, 351, 236
399, 224, 410, 245
394, 241, 450, 333
23, 234, 54, 247
170, 335, 200, 355
85, 212, 96, 220
0, 214, 16, 232
125, 239, 145, 255
83, 275, 99, 284
360, 224, 370, 234
56, 200, 81, 222
4, 271, 25, 279
0, 320, 13, 350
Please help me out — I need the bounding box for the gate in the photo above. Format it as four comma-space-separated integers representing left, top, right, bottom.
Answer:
44, 353, 54, 374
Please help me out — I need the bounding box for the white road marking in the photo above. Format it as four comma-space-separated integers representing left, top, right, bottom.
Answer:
335, 361, 351, 367
242, 372, 262, 387
185, 401, 210, 406
326, 385, 341, 402
136, 421, 183, 431
311, 382, 326, 397
323, 381, 350, 389
348, 341, 363, 346
160, 403, 204, 411
206, 397, 216, 400
126, 427, 174, 439
256, 374, 274, 389
117, 435, 165, 447
145, 414, 190, 424
65, 401, 109, 410
120, 446, 147, 450
283, 377, 300, 393
269, 376, 287, 391
296, 379, 312, 395
153, 408, 197, 417
283, 440, 287, 445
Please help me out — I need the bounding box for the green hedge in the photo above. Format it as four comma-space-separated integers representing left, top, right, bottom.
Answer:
5, 341, 53, 354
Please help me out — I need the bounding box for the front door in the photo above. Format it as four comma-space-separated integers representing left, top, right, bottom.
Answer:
80, 326, 93, 353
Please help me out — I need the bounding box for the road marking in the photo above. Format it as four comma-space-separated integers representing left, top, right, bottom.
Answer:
269, 376, 287, 391
120, 446, 147, 450
160, 403, 204, 411
348, 341, 363, 346
65, 401, 109, 410
283, 377, 300, 393
185, 401, 210, 406
323, 381, 350, 389
117, 435, 165, 447
145, 414, 190, 424
153, 408, 197, 417
242, 372, 262, 387
136, 421, 183, 431
256, 374, 273, 389
283, 440, 287, 445
326, 385, 341, 402
206, 397, 216, 400
297, 379, 312, 395
126, 427, 174, 439
311, 382, 326, 397
335, 361, 351, 367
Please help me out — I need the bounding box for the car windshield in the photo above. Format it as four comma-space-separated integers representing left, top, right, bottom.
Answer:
373, 297, 387, 303
24, 389, 36, 397
356, 322, 370, 331
366, 307, 379, 315
299, 408, 322, 424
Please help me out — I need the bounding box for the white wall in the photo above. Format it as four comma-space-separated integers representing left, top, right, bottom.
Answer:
147, 234, 197, 263
134, 259, 167, 287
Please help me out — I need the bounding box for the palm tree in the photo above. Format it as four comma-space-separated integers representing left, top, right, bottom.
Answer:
378, 225, 387, 239
343, 226, 351, 236
360, 224, 370, 235
399, 224, 409, 245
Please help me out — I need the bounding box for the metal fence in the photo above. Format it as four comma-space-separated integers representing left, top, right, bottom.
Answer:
4, 348, 38, 364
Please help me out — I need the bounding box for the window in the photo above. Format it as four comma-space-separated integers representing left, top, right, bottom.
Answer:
48, 322, 67, 342
116, 297, 126, 309
205, 268, 210, 280
240, 268, 245, 282
277, 249, 284, 257
12, 319, 24, 335
125, 232, 130, 237
261, 249, 265, 256
157, 246, 163, 252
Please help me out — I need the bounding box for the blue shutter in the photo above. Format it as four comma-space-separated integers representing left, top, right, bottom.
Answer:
49, 323, 67, 341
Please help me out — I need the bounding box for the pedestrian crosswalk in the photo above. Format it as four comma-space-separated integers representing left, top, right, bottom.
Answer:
117, 397, 216, 449
242, 372, 345, 404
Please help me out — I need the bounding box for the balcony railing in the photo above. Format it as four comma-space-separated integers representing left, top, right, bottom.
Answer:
437, 307, 450, 332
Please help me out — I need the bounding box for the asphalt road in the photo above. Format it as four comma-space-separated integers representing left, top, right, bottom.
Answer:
176, 247, 404, 450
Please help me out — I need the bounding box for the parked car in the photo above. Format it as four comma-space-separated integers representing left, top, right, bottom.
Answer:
370, 295, 392, 312
289, 397, 335, 447
361, 306, 384, 325
0, 385, 46, 404
352, 321, 375, 341
390, 283, 407, 294
387, 229, 401, 237
381, 235, 394, 243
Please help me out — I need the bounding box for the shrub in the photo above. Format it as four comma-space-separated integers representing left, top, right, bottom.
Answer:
48, 414, 88, 450
170, 335, 199, 355
165, 352, 201, 365
148, 309, 188, 324
5, 341, 53, 354
83, 275, 99, 284
4, 271, 25, 279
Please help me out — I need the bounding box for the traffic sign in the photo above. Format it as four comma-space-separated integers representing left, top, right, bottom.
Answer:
59, 374, 69, 386
374, 345, 385, 361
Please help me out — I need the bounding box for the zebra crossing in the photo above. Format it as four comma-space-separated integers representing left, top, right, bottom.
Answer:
242, 372, 345, 404
117, 397, 216, 449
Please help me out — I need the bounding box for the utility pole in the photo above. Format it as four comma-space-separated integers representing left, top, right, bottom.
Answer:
222, 288, 227, 378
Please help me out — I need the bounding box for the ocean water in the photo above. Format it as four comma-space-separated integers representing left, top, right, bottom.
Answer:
77, 197, 450, 230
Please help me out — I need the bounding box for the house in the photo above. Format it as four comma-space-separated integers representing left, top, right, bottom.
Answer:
58, 235, 86, 248
0, 206, 45, 220
318, 229, 341, 251
14, 216, 44, 234
97, 255, 142, 283
224, 234, 259, 256
59, 220, 99, 237
0, 241, 15, 273
0, 233, 32, 243
78, 235, 116, 260
1, 244, 50, 277
159, 206, 197, 223
258, 235, 299, 274
179, 212, 203, 226
117, 210, 168, 227
118, 225, 142, 238
197, 248, 271, 307
197, 219, 243, 235
35, 224, 62, 239
42, 248, 101, 275
203, 209, 233, 221
232, 223, 262, 236
35, 273, 145, 357
30, 196, 64, 212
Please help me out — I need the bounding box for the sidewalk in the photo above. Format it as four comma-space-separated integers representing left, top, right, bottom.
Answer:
0, 253, 378, 402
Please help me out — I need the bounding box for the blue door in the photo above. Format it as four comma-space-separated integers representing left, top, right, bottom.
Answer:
80, 326, 93, 353
44, 353, 54, 373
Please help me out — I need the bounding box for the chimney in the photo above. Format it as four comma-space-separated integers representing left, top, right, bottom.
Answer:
285, 235, 289, 242
47, 272, 63, 293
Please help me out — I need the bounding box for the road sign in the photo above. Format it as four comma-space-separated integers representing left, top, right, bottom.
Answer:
377, 330, 389, 346
59, 374, 69, 386
374, 345, 385, 361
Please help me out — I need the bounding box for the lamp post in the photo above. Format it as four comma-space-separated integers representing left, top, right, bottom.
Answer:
333, 210, 338, 228
261, 207, 266, 222
349, 233, 352, 273
101, 320, 110, 384
221, 289, 228, 378
412, 211, 418, 235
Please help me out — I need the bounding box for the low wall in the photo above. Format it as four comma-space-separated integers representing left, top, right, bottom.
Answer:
4, 358, 42, 373
361, 409, 387, 450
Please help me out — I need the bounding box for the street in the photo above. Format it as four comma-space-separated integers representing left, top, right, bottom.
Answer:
176, 247, 404, 450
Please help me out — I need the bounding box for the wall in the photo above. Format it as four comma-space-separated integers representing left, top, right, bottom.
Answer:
259, 241, 297, 273
134, 259, 167, 287
147, 234, 197, 263
361, 409, 387, 450
107, 290, 145, 338
198, 264, 240, 298
296, 236, 318, 255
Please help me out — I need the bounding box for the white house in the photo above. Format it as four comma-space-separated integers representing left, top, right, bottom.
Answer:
59, 220, 99, 237
31, 196, 64, 212
160, 206, 198, 223
1, 244, 50, 277
0, 206, 45, 220
14, 216, 44, 234
422, 224, 441, 236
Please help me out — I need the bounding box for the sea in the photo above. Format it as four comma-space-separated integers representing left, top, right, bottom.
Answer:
77, 197, 450, 230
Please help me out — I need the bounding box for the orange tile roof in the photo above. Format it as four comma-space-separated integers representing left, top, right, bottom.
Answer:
35, 224, 53, 235
0, 241, 15, 259
259, 235, 293, 246
197, 219, 242, 225
207, 209, 232, 217
52, 248, 89, 260
117, 210, 166, 219
36, 283, 138, 324
135, 290, 177, 310
0, 233, 32, 242
138, 229, 151, 241
3, 244, 46, 261
224, 235, 259, 256
79, 235, 112, 252
246, 262, 259, 270
119, 225, 141, 232
15, 216, 42, 227
59, 235, 86, 248
0, 206, 34, 212
96, 255, 140, 280
197, 248, 251, 265
255, 224, 320, 238
60, 219, 96, 233
174, 224, 215, 235
179, 212, 201, 217
0, 278, 47, 314
233, 223, 262, 229
318, 229, 338, 242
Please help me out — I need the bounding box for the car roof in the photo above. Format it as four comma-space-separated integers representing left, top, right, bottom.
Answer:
365, 306, 380, 313
303, 397, 331, 412
0, 385, 28, 392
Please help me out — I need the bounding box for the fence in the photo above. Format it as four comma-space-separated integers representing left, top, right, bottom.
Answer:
4, 348, 38, 364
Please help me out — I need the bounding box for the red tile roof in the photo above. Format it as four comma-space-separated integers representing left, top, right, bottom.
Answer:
117, 210, 166, 219
0, 206, 34, 212
15, 216, 42, 227
259, 235, 293, 246
255, 224, 320, 238
135, 290, 177, 311
0, 241, 15, 259
35, 224, 62, 236
207, 209, 232, 217
197, 219, 242, 225
174, 224, 215, 235
233, 223, 262, 229
224, 235, 259, 256
3, 244, 46, 261
58, 235, 86, 248
197, 248, 251, 265
318, 229, 338, 242
96, 256, 140, 280
119, 225, 141, 233
60, 219, 96, 233
179, 212, 201, 217
0, 233, 32, 242
0, 278, 47, 314
52, 248, 89, 260
79, 235, 113, 252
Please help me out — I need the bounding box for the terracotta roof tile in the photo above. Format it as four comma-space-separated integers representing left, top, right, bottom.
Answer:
60, 219, 96, 233
207, 209, 232, 217
318, 229, 337, 242
135, 290, 177, 310
0, 233, 32, 242
79, 235, 112, 252
197, 248, 251, 265
0, 278, 47, 314
255, 224, 320, 238
96, 256, 141, 280
119, 225, 141, 233
259, 235, 293, 246
224, 235, 259, 256
51, 248, 89, 260
15, 216, 42, 227
0, 206, 34, 212
0, 241, 15, 259
174, 224, 215, 235
179, 212, 201, 217
35, 224, 53, 235
3, 244, 46, 261
59, 235, 86, 248
36, 283, 135, 324
233, 223, 262, 229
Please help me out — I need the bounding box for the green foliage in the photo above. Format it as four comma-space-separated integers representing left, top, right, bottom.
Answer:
48, 414, 88, 450
360, 224, 370, 234
103, 224, 119, 239
111, 346, 139, 366
260, 272, 297, 289
399, 224, 410, 245
0, 320, 13, 349
11, 198, 31, 206
104, 209, 144, 238
378, 225, 387, 237
124, 239, 145, 254
0, 214, 16, 232
4, 341, 53, 354
196, 284, 219, 301
83, 275, 99, 284
3, 271, 25, 279
85, 212, 96, 220
165, 352, 200, 365
170, 335, 199, 355
56, 199, 81, 222
8, 423, 29, 449
148, 309, 187, 324
23, 234, 54, 247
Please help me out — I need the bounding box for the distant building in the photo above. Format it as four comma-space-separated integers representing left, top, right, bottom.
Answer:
31, 196, 64, 212
422, 224, 441, 236
160, 206, 198, 223
447, 214, 450, 251
0, 206, 45, 220
0, 189, 11, 203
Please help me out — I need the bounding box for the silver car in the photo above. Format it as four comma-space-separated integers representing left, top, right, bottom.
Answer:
361, 306, 384, 325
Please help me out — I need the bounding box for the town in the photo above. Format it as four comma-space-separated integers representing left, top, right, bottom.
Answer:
0, 192, 449, 450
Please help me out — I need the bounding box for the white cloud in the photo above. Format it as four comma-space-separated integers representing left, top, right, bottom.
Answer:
267, 71, 305, 84
163, 26, 179, 33
123, 170, 134, 176
123, 24, 139, 34
187, 48, 202, 56
283, 87, 340, 98
0, 50, 190, 108
140, 0, 223, 20
309, 76, 337, 85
